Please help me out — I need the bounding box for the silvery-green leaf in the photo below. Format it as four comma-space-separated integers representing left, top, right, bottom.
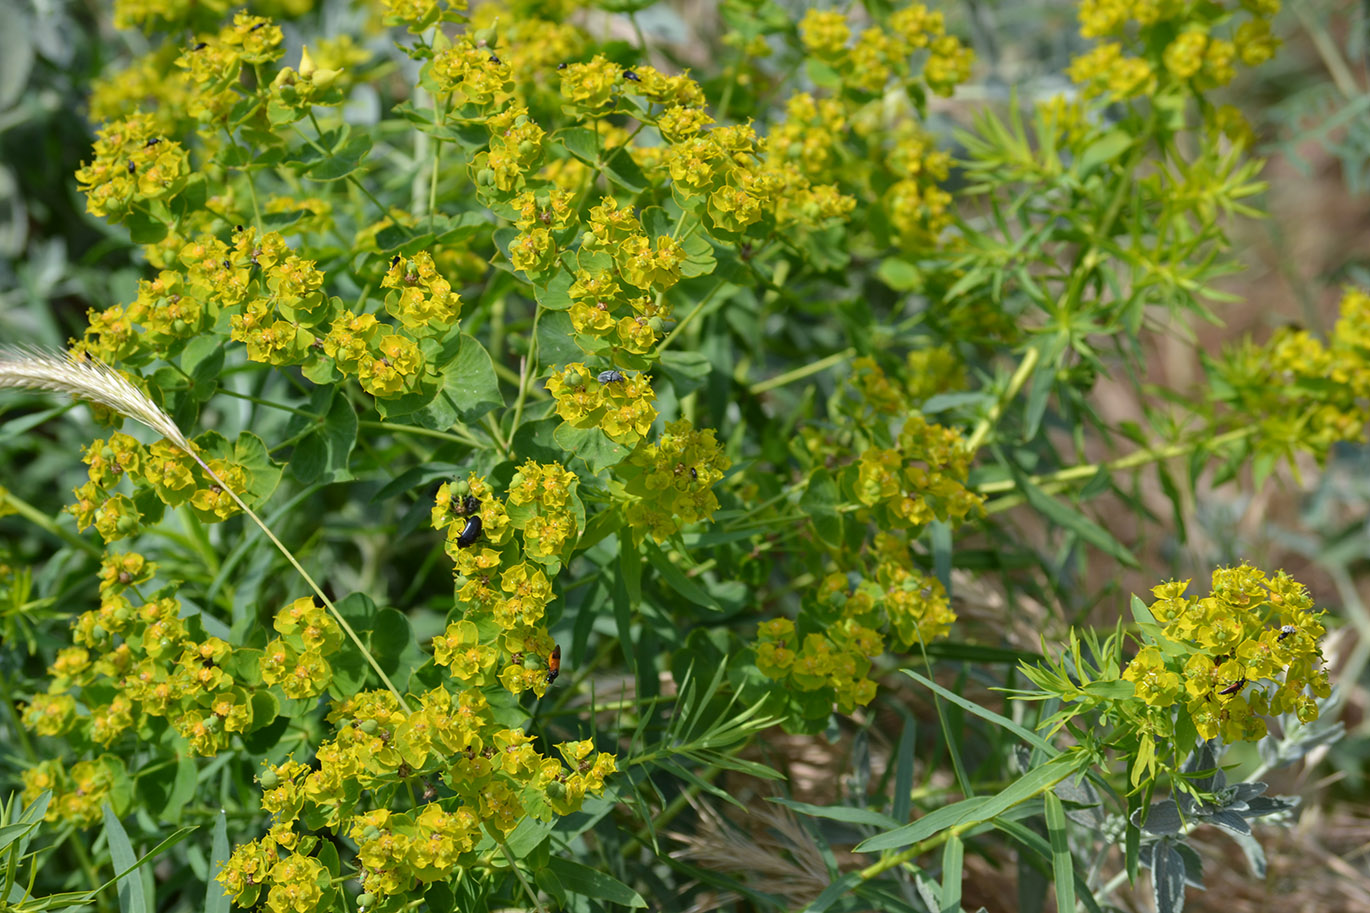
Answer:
1133, 799, 1182, 835
1240, 795, 1299, 819
1181, 741, 1223, 792
1205, 809, 1251, 836
1151, 840, 1187, 913
1173, 842, 1206, 890
1226, 829, 1268, 878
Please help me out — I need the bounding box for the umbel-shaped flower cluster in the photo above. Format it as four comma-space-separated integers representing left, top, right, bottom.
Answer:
21, 569, 344, 818
1124, 566, 1330, 745
1068, 0, 1280, 100
758, 535, 957, 716
68, 430, 272, 542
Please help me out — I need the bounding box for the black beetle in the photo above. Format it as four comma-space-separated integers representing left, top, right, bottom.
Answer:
456, 515, 483, 548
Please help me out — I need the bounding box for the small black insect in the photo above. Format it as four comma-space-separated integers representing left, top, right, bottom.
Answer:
1278, 624, 1297, 641
127, 161, 137, 174
623, 69, 640, 82
597, 369, 625, 384
146, 137, 162, 147
250, 21, 265, 31
390, 254, 401, 267
689, 467, 698, 480
1218, 678, 1247, 696
557, 62, 568, 70
193, 41, 207, 51
488, 54, 501, 64
456, 514, 483, 549
454, 493, 481, 516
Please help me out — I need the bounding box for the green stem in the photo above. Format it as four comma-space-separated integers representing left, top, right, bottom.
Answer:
965, 128, 1151, 455
510, 304, 543, 437
979, 426, 1256, 513
498, 839, 547, 913
356, 419, 485, 450
185, 451, 411, 712
654, 279, 725, 356
0, 489, 102, 557
750, 347, 856, 395
964, 345, 1038, 454
854, 761, 1078, 883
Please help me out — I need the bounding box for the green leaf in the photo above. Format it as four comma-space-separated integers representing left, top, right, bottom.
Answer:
560, 127, 599, 165
1044, 792, 1076, 913
659, 350, 712, 397
769, 798, 898, 829
800, 468, 841, 542
304, 132, 373, 181
102, 804, 148, 913
876, 257, 922, 291
800, 872, 863, 913
856, 753, 1087, 853
1151, 840, 1186, 913
429, 334, 505, 425
537, 309, 583, 366
544, 857, 646, 907
370, 607, 427, 689
205, 812, 231, 913
601, 146, 649, 193
1015, 474, 1138, 567
1076, 129, 1134, 178
553, 423, 631, 473
643, 540, 721, 611
941, 834, 964, 911
535, 267, 574, 311
901, 668, 1057, 754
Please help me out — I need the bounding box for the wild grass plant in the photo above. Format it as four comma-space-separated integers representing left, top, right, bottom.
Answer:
0, 1, 1360, 912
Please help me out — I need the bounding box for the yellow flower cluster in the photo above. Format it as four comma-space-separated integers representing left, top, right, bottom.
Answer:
1218, 288, 1370, 461
756, 536, 955, 717
1070, 0, 1279, 98
799, 5, 974, 97
855, 413, 983, 529
74, 113, 190, 221
431, 468, 578, 696
21, 758, 121, 826
20, 557, 339, 758
67, 432, 258, 543
1123, 566, 1330, 744
546, 362, 658, 446
620, 419, 730, 543
219, 687, 614, 905
381, 251, 463, 332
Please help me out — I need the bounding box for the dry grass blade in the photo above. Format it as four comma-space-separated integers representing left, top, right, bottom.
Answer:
0, 345, 191, 453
